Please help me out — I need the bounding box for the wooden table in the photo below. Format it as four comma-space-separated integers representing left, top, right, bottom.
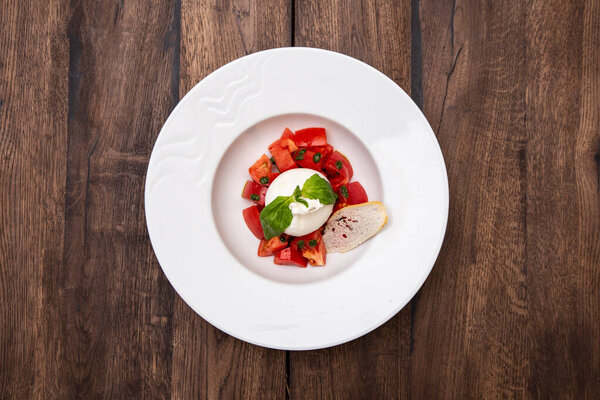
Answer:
1, 0, 599, 398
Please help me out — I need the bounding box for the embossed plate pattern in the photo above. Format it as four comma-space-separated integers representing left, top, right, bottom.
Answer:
145, 48, 448, 350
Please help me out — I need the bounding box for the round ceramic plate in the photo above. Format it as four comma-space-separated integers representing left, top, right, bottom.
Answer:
145, 47, 448, 350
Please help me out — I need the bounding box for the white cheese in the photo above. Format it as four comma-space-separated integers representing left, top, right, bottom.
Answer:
265, 168, 334, 237
289, 197, 323, 215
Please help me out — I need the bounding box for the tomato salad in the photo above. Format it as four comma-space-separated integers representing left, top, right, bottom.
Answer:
241, 127, 369, 267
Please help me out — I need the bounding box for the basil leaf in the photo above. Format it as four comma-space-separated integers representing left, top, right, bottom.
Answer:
301, 174, 338, 205
293, 185, 309, 208
260, 195, 294, 239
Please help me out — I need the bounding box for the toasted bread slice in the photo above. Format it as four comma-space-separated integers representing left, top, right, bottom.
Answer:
322, 201, 388, 253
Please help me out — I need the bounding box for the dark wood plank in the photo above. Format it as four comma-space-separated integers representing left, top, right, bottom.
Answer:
0, 1, 69, 398
291, 1, 412, 399
526, 1, 600, 398
172, 1, 290, 399
416, 0, 600, 398
295, 0, 411, 90
60, 1, 178, 398
413, 0, 529, 398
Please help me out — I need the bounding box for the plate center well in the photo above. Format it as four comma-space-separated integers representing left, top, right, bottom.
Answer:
211, 113, 384, 284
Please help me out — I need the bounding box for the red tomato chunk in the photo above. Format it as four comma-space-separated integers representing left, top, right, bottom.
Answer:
323, 151, 353, 181
293, 127, 327, 147
293, 148, 324, 171
242, 205, 264, 239
309, 144, 333, 162
274, 246, 308, 268
329, 173, 349, 192
241, 180, 267, 205
269, 172, 281, 182
280, 128, 298, 152
249, 154, 273, 185
258, 235, 289, 256
345, 181, 368, 205
292, 230, 327, 266
269, 141, 297, 172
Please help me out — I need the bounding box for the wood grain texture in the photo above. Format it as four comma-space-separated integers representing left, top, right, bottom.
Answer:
0, 1, 69, 398
60, 0, 178, 398
526, 0, 600, 398
172, 1, 290, 399
413, 0, 529, 398
291, 1, 412, 399
1, 0, 600, 398
414, 0, 600, 398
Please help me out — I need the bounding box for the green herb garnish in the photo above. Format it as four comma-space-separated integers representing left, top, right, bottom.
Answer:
340, 185, 349, 198
313, 152, 322, 163
297, 240, 305, 250
335, 160, 343, 170
295, 148, 307, 160
260, 176, 269, 185
308, 239, 317, 247
250, 193, 260, 201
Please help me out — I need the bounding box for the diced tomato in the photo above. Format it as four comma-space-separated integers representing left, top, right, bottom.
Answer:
280, 128, 298, 152
281, 127, 295, 142
269, 141, 297, 172
269, 172, 280, 182
294, 127, 327, 147
334, 184, 349, 211
271, 158, 279, 172
309, 144, 333, 162
345, 181, 368, 205
306, 237, 326, 266
329, 173, 349, 192
290, 236, 304, 252
249, 154, 273, 185
280, 136, 299, 153
258, 235, 289, 256
292, 148, 324, 171
242, 180, 267, 205
291, 230, 327, 266
274, 247, 308, 268
242, 205, 264, 239
323, 151, 353, 181
269, 128, 298, 162
333, 181, 368, 211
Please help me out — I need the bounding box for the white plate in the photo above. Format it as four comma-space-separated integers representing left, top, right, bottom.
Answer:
145, 48, 448, 350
